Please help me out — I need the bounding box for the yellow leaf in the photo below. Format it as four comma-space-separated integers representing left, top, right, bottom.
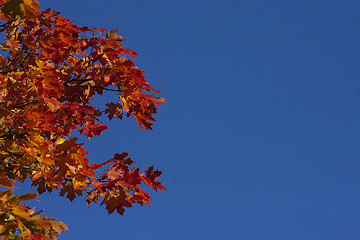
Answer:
11, 205, 32, 221
17, 219, 24, 232
48, 219, 68, 234
54, 138, 66, 145
24, 0, 40, 11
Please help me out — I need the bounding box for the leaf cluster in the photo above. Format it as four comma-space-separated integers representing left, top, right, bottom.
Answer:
0, 0, 166, 239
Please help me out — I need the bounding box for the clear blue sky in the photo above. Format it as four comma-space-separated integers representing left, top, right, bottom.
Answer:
28, 0, 360, 239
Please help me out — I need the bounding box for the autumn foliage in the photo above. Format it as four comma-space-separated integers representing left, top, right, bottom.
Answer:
0, 0, 165, 239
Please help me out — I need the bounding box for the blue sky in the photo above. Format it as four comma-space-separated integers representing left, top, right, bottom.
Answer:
25, 0, 360, 239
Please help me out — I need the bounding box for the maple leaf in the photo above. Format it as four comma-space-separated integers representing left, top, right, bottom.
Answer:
105, 29, 125, 42
11, 205, 32, 221
5, 192, 38, 204
85, 188, 100, 207
100, 190, 132, 215
59, 183, 82, 201
104, 102, 123, 120
142, 166, 167, 192
1, 0, 40, 20
106, 167, 122, 181
79, 121, 109, 139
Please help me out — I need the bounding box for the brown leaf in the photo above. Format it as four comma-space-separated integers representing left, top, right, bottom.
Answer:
104, 102, 123, 120
105, 29, 125, 42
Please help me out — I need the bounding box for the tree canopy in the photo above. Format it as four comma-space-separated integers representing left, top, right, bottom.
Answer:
0, 0, 165, 239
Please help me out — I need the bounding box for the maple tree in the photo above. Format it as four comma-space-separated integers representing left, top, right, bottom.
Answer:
0, 0, 166, 239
